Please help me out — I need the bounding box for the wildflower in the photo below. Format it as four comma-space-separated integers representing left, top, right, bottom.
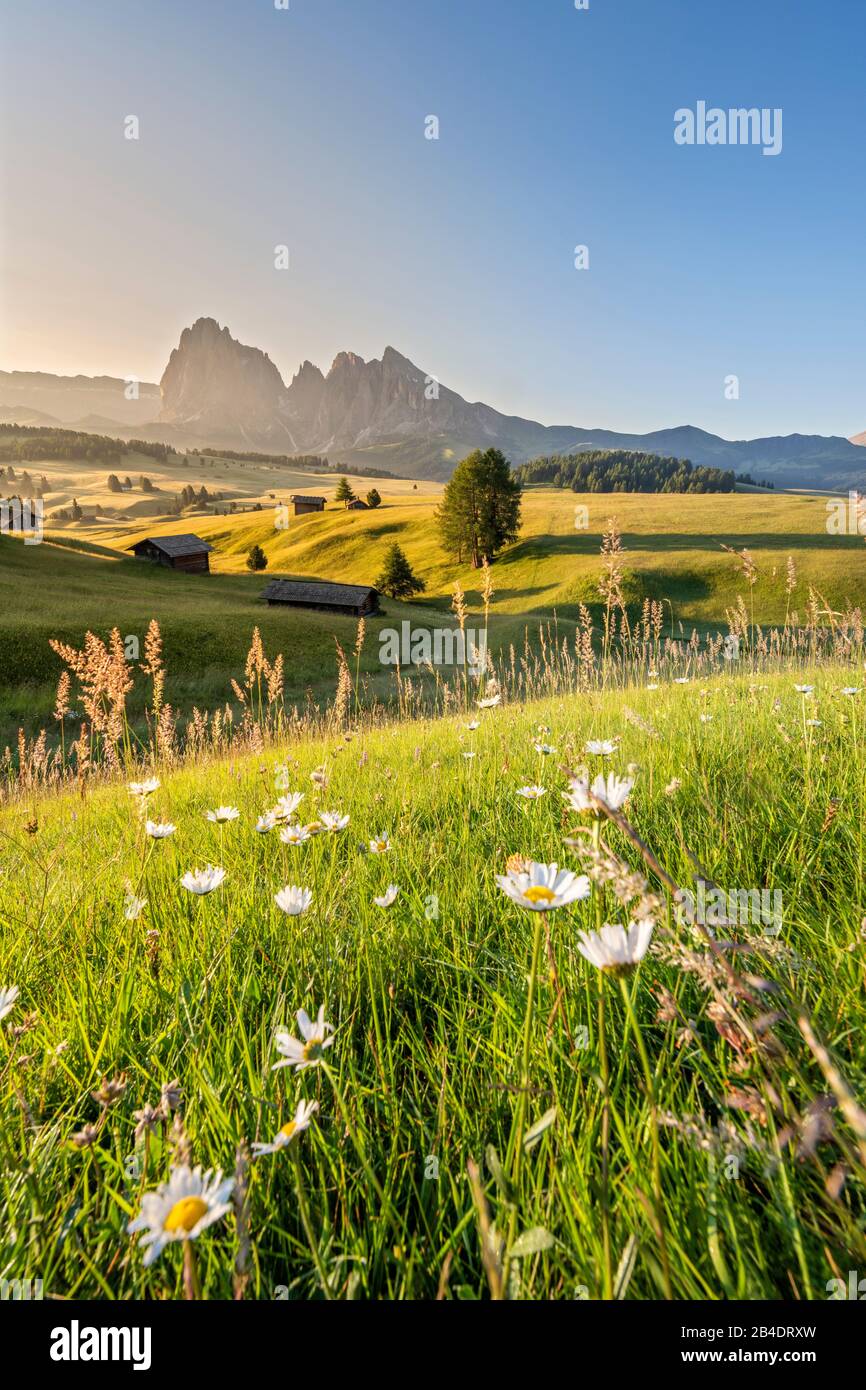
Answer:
72, 1123, 100, 1149
92, 1073, 128, 1107
646, 683, 659, 691
181, 865, 226, 895
496, 861, 591, 912
127, 1165, 234, 1267
462, 751, 476, 760
700, 714, 714, 724
205, 806, 240, 824
252, 1099, 319, 1157
794, 684, 814, 695
146, 820, 176, 839
374, 884, 400, 908
806, 719, 822, 728
565, 772, 634, 815
124, 894, 147, 921
280, 823, 311, 846
477, 694, 501, 709
134, 1102, 165, 1141
274, 885, 313, 916
516, 785, 546, 800
273, 1005, 335, 1071
465, 720, 480, 731
369, 833, 391, 854
161, 1079, 182, 1112
577, 919, 654, 974
534, 742, 556, 755
0, 985, 20, 1021
841, 687, 860, 696
274, 792, 304, 821
585, 740, 617, 756
320, 811, 350, 832
310, 768, 329, 788
129, 778, 160, 798
664, 778, 682, 796
674, 677, 690, 685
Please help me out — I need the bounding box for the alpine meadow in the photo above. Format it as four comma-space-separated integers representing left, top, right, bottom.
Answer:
2, 0, 866, 1345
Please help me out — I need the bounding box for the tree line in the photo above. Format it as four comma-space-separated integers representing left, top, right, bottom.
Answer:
0, 425, 176, 466
514, 449, 740, 493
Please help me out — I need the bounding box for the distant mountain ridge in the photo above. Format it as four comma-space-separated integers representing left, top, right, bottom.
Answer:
2, 317, 865, 489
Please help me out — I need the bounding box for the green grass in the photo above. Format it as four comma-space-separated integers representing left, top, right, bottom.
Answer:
2, 667, 864, 1299
4, 487, 865, 748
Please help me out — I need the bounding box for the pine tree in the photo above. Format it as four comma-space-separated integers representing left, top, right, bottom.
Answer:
335, 476, 355, 504
375, 543, 425, 599
366, 488, 382, 509
435, 448, 522, 566
246, 543, 268, 572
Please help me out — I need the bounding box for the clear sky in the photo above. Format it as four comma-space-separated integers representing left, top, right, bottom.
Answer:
1, 0, 863, 439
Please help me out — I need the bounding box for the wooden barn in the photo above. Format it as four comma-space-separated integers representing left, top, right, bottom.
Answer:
262, 579, 379, 617
346, 498, 369, 511
290, 495, 326, 516
128, 533, 214, 573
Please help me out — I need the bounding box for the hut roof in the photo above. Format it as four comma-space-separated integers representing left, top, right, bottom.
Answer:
289, 495, 326, 504
128, 533, 214, 557
262, 579, 377, 607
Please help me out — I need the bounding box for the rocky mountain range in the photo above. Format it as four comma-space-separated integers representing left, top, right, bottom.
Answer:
2, 316, 865, 488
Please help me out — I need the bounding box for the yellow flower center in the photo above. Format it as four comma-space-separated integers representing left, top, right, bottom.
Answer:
279, 1120, 298, 1141
523, 885, 556, 905
164, 1195, 208, 1233
303, 1037, 324, 1062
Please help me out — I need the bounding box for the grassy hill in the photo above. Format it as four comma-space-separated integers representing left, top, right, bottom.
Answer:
2, 666, 864, 1298
2, 486, 863, 746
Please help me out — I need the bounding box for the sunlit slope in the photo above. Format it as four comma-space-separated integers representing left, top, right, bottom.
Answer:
89, 488, 866, 625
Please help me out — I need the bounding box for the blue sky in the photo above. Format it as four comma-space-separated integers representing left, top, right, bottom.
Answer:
1, 0, 864, 439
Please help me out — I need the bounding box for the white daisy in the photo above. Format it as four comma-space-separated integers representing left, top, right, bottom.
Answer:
462, 751, 476, 760
280, 823, 311, 846
274, 792, 304, 821
534, 743, 556, 755
806, 719, 822, 727
128, 777, 160, 798
274, 885, 313, 916
565, 772, 634, 815
205, 806, 239, 824
577, 919, 654, 974
273, 1005, 335, 1071
477, 695, 501, 709
374, 884, 400, 908
252, 1099, 320, 1157
699, 714, 714, 724
0, 984, 20, 1021
794, 684, 814, 695
674, 677, 690, 685
464, 720, 480, 731
369, 833, 391, 855
841, 687, 860, 696
516, 785, 547, 800
303, 821, 326, 837
255, 812, 277, 833
146, 820, 176, 839
495, 861, 591, 912
124, 894, 147, 921
320, 811, 350, 832
585, 740, 617, 756
646, 683, 660, 691
127, 1165, 234, 1267
181, 865, 226, 895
